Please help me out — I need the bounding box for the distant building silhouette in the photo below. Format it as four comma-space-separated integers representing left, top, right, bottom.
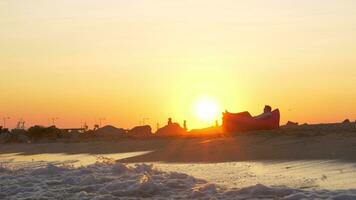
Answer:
156, 123, 160, 132
156, 118, 187, 136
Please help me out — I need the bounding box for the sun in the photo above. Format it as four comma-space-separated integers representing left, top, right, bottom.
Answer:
194, 96, 220, 122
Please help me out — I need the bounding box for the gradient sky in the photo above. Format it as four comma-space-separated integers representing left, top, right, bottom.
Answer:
1, 0, 356, 129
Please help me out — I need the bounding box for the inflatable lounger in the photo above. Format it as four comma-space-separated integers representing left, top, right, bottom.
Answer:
222, 109, 280, 132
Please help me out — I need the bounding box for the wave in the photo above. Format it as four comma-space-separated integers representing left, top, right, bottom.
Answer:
1, 161, 356, 199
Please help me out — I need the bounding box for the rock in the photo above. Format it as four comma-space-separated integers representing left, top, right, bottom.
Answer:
128, 125, 152, 138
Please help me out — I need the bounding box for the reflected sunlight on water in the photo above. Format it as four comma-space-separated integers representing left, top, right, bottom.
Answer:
2, 152, 356, 190
151, 160, 356, 190
0, 151, 151, 168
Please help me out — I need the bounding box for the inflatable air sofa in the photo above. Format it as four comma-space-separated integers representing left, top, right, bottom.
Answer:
222, 109, 280, 132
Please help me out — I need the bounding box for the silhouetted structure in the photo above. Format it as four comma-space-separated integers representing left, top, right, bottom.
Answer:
60, 128, 86, 133
2, 117, 10, 129
16, 119, 25, 130
156, 123, 160, 132
0, 126, 9, 134
94, 125, 126, 138
27, 125, 62, 140
286, 121, 299, 126
83, 122, 89, 131
128, 125, 152, 138
343, 119, 351, 123
156, 118, 187, 136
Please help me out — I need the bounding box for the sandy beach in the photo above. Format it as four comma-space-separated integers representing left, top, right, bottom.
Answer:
1, 123, 356, 199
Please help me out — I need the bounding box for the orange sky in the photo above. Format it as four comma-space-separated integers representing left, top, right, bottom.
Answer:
1, 0, 356, 129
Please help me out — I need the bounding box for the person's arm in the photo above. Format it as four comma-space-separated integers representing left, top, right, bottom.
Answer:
254, 112, 272, 120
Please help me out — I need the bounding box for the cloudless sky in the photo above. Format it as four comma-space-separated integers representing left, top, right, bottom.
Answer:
1, 0, 356, 129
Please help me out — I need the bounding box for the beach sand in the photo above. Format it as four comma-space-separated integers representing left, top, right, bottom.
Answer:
1, 123, 356, 199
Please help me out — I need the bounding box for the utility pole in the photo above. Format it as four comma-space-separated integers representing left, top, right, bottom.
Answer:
142, 117, 150, 125
99, 118, 106, 128
51, 117, 59, 126
156, 123, 160, 132
16, 118, 25, 129
3, 117, 10, 129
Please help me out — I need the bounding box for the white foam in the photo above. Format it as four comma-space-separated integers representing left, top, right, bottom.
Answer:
1, 162, 356, 199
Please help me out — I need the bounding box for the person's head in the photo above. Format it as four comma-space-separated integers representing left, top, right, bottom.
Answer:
264, 105, 272, 113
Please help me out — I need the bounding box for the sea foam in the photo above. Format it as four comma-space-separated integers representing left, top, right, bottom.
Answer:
1, 161, 356, 199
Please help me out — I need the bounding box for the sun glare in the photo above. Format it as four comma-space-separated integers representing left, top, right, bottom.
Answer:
194, 96, 220, 122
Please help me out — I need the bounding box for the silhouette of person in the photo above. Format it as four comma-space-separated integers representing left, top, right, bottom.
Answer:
168, 118, 172, 125
254, 105, 272, 120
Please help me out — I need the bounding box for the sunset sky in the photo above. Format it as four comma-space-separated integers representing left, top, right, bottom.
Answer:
1, 0, 356, 129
